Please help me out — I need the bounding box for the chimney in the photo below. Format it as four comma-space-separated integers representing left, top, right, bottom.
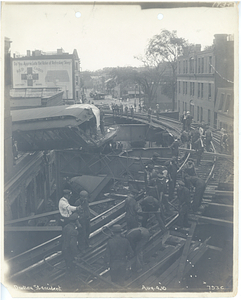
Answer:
27, 50, 31, 57
57, 48, 63, 54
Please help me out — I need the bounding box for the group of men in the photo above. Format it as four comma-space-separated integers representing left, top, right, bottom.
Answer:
180, 111, 214, 166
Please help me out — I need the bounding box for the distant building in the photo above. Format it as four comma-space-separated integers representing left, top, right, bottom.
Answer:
12, 48, 81, 105
177, 34, 234, 129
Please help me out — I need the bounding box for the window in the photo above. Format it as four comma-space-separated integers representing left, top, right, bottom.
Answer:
201, 57, 204, 73
200, 107, 203, 122
197, 106, 199, 121
75, 76, 78, 85
186, 60, 188, 73
178, 100, 180, 112
185, 82, 188, 95
190, 82, 195, 96
218, 93, 225, 110
183, 101, 185, 112
201, 83, 204, 98
198, 58, 201, 73
183, 60, 185, 73
76, 91, 79, 100
178, 61, 181, 74
224, 95, 231, 112
209, 56, 212, 73
183, 82, 185, 94
208, 109, 211, 125
178, 81, 181, 94
190, 58, 194, 73
208, 83, 211, 98
184, 102, 187, 112
198, 83, 200, 98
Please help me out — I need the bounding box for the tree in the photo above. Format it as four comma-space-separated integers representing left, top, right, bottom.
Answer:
145, 29, 188, 110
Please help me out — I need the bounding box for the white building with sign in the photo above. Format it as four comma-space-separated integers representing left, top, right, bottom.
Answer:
12, 49, 81, 105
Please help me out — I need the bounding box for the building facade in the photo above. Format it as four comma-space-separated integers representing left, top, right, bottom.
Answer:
12, 48, 81, 104
176, 34, 234, 129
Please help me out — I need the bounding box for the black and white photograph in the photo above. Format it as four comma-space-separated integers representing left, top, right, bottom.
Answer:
1, 1, 238, 297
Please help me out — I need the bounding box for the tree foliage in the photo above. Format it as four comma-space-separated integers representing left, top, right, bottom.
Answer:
141, 29, 188, 110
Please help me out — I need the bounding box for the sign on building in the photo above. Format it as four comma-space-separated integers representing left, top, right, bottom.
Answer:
12, 59, 73, 99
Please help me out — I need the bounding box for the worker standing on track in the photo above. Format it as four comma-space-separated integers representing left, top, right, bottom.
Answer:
156, 104, 160, 120
185, 111, 193, 131
176, 181, 191, 228
182, 160, 197, 188
188, 176, 206, 212
104, 225, 133, 286
140, 195, 167, 233
62, 212, 80, 273
59, 189, 82, 228
170, 137, 179, 158
126, 227, 150, 272
148, 107, 152, 122
165, 157, 178, 201
124, 186, 142, 230
181, 111, 187, 131
74, 190, 91, 251
205, 126, 213, 152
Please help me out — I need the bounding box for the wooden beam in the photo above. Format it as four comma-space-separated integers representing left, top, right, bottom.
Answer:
75, 261, 121, 289
5, 210, 60, 225
189, 214, 233, 227
175, 221, 197, 286
4, 226, 62, 232
89, 208, 98, 217
202, 201, 233, 209
179, 147, 233, 159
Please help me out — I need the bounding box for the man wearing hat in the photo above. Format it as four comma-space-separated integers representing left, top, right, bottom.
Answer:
75, 190, 91, 250
170, 138, 179, 158
62, 212, 80, 273
104, 225, 133, 285
188, 176, 206, 212
124, 185, 142, 230
59, 189, 82, 228
185, 111, 193, 131
205, 126, 213, 152
182, 160, 197, 188
140, 195, 167, 232
165, 157, 178, 201
176, 181, 191, 228
126, 227, 150, 272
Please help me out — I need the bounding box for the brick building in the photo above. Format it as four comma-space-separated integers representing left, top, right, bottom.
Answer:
12, 48, 81, 105
176, 34, 234, 129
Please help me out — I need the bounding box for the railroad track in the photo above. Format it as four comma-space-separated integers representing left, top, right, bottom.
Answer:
4, 115, 233, 293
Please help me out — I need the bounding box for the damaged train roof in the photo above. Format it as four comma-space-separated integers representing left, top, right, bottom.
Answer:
11, 104, 116, 152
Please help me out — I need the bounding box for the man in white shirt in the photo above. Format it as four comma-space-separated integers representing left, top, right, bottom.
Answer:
59, 189, 81, 227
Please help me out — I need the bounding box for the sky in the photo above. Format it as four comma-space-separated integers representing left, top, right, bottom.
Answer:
1, 2, 238, 71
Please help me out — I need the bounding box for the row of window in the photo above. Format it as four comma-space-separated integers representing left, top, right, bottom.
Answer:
218, 93, 231, 113
178, 56, 213, 74
178, 81, 212, 99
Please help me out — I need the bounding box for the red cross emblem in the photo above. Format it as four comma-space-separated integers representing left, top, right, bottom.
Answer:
21, 67, 39, 86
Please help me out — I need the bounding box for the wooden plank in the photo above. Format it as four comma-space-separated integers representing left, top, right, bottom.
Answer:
202, 201, 233, 209
189, 214, 233, 227
89, 208, 98, 217
75, 261, 121, 289
4, 226, 62, 232
175, 221, 197, 286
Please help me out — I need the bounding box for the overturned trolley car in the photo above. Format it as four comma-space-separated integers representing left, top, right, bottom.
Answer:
12, 104, 117, 152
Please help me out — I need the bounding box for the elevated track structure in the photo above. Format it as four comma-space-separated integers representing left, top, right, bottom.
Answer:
4, 109, 233, 294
